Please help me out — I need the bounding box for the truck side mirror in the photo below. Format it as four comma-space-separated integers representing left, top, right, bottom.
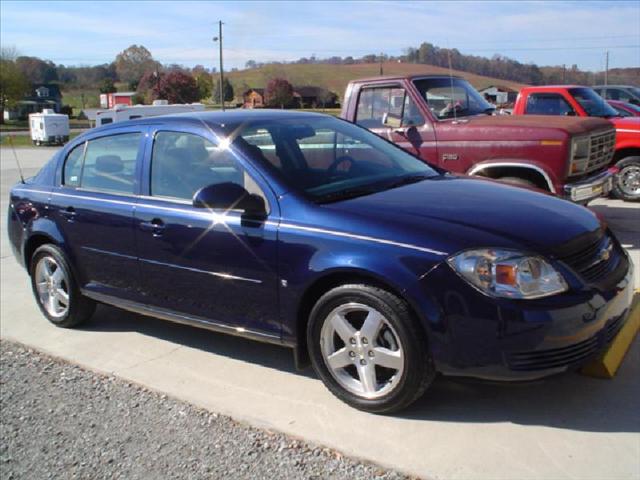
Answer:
382, 113, 402, 129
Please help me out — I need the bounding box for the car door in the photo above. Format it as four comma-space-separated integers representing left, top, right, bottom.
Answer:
49, 129, 144, 300
134, 126, 281, 338
354, 85, 438, 165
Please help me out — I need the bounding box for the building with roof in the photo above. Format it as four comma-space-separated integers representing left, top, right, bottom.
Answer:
3, 84, 62, 121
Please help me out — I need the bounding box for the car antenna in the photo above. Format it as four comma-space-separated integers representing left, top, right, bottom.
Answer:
7, 135, 26, 184
447, 48, 457, 122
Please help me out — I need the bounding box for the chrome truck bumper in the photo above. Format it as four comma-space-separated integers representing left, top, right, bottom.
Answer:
564, 169, 614, 203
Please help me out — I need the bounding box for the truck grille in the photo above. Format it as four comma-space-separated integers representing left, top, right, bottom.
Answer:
586, 129, 615, 173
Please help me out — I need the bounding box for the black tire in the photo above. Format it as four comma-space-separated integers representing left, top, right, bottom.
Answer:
29, 244, 96, 328
307, 284, 435, 413
497, 176, 538, 189
611, 156, 640, 202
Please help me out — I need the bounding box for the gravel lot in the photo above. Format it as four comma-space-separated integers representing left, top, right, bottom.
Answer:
0, 341, 410, 480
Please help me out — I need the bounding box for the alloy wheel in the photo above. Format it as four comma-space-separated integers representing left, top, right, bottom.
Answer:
320, 303, 405, 399
35, 255, 70, 318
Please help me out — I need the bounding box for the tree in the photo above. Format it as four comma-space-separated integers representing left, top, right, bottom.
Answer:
15, 56, 58, 84
154, 71, 200, 104
212, 77, 234, 104
0, 48, 30, 124
99, 78, 117, 94
264, 78, 294, 109
193, 71, 213, 101
245, 60, 257, 69
114, 45, 159, 90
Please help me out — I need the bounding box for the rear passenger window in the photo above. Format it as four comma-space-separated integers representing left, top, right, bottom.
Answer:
63, 143, 85, 187
525, 94, 574, 116
150, 131, 266, 207
80, 133, 140, 194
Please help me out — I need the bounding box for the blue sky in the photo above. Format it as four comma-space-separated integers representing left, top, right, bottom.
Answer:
1, 1, 639, 71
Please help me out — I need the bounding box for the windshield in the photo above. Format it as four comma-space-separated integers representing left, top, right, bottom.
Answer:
413, 78, 494, 119
569, 88, 619, 117
232, 116, 439, 203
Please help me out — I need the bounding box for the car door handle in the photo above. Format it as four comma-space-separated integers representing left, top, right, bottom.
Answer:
61, 206, 76, 221
140, 219, 165, 236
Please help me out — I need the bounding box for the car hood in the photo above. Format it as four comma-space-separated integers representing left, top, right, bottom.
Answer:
610, 117, 640, 130
324, 175, 601, 257
446, 114, 612, 136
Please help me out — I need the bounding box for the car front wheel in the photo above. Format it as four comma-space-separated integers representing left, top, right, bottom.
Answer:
30, 244, 96, 328
307, 284, 435, 413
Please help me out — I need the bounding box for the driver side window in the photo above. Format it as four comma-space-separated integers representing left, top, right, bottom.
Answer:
356, 87, 423, 128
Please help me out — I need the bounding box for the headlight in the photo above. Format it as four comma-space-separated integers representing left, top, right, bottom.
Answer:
447, 249, 568, 299
570, 136, 590, 174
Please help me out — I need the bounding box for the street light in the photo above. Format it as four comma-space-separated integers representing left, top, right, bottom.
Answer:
212, 21, 224, 111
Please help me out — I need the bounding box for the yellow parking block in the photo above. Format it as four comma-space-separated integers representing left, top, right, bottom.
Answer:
581, 290, 640, 378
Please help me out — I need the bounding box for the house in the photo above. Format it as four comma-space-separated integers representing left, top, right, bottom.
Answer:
99, 92, 137, 109
3, 84, 63, 121
242, 86, 339, 109
243, 89, 265, 108
293, 86, 338, 108
479, 85, 518, 105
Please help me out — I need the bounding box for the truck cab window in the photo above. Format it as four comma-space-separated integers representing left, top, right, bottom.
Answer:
356, 87, 423, 128
525, 94, 574, 116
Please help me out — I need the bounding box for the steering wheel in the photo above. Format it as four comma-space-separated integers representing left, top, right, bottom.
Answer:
328, 155, 357, 175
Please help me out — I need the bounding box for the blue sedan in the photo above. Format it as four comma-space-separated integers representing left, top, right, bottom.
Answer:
7, 110, 634, 412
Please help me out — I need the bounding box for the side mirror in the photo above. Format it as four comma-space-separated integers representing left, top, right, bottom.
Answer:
565, 111, 577, 116
382, 112, 402, 129
193, 183, 266, 218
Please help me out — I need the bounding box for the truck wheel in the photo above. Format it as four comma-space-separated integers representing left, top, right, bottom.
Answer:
612, 157, 640, 202
307, 284, 435, 413
30, 244, 96, 328
497, 177, 537, 189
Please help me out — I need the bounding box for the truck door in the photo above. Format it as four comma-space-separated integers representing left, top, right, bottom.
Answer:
353, 85, 438, 166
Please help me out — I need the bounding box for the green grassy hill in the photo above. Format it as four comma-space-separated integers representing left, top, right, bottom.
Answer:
226, 62, 529, 100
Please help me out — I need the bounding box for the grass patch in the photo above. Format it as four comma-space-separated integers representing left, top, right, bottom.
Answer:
0, 132, 81, 148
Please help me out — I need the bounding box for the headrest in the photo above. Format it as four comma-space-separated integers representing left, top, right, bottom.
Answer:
95, 155, 124, 174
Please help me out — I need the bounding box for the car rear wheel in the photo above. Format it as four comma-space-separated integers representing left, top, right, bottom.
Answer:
612, 156, 640, 202
30, 244, 96, 328
307, 284, 435, 413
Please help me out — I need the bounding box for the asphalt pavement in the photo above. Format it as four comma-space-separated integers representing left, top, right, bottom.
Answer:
1, 147, 639, 480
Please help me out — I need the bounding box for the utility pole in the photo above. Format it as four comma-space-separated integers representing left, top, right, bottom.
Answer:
213, 21, 225, 111
379, 52, 384, 76
562, 64, 566, 83
604, 51, 609, 86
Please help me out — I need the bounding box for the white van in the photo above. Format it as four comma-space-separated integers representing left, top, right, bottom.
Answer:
95, 101, 206, 127
29, 110, 70, 146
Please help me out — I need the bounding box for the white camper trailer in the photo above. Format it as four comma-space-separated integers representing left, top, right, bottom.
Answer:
29, 110, 70, 146
94, 101, 206, 127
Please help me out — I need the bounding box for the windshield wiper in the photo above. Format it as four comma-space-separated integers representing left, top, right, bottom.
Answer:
315, 186, 381, 204
381, 174, 432, 190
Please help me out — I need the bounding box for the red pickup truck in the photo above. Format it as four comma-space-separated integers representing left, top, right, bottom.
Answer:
513, 85, 640, 201
341, 75, 615, 204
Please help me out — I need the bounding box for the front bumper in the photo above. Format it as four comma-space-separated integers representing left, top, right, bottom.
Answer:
422, 252, 634, 381
563, 169, 614, 203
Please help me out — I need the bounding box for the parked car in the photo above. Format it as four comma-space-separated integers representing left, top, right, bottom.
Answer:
513, 86, 640, 201
340, 75, 615, 204
8, 111, 634, 413
593, 85, 640, 106
29, 109, 69, 146
607, 100, 640, 117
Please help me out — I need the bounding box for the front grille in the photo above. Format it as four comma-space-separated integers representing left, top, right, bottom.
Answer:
556, 233, 621, 284
506, 314, 625, 371
586, 129, 615, 173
